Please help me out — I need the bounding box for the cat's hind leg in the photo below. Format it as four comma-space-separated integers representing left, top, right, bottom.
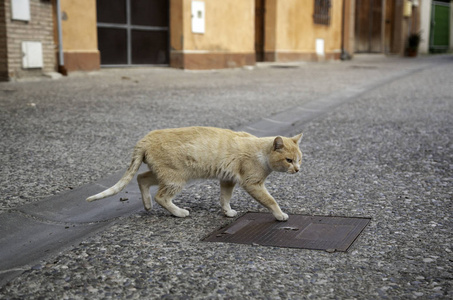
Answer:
137, 171, 159, 211
155, 184, 190, 218
220, 180, 237, 217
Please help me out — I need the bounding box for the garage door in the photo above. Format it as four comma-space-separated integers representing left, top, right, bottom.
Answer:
96, 0, 169, 66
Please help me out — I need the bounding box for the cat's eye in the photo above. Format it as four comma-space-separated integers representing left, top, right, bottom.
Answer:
286, 158, 293, 163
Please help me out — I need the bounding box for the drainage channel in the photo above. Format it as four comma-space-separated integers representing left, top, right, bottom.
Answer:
0, 62, 433, 287
0, 167, 148, 287
203, 212, 371, 252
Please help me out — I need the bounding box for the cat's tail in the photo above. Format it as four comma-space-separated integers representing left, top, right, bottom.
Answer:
86, 147, 144, 202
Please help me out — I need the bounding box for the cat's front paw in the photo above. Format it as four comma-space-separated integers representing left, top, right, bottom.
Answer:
173, 208, 190, 218
224, 209, 238, 218
275, 212, 289, 222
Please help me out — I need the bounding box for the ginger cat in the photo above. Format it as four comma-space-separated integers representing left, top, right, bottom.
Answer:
87, 127, 303, 221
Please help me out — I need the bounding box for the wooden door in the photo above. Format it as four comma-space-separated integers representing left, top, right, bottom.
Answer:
384, 0, 394, 53
355, 0, 383, 53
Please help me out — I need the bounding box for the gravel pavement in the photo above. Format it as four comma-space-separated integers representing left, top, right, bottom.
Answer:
0, 55, 452, 299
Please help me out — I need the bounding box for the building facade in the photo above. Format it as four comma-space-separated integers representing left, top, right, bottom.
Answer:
1, 0, 448, 81
54, 0, 100, 73
1, 0, 56, 81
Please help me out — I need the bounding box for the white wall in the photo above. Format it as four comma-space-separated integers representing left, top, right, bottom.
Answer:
419, 0, 432, 54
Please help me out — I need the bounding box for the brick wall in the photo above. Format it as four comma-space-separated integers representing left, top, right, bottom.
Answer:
3, 0, 56, 80
0, 2, 8, 81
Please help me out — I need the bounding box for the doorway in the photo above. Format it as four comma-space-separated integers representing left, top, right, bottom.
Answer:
96, 0, 169, 66
430, 1, 450, 53
355, 0, 383, 53
255, 0, 265, 62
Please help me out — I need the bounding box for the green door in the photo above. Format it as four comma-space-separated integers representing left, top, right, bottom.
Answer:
430, 1, 450, 53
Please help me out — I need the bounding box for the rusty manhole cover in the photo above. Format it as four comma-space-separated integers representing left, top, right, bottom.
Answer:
204, 212, 371, 252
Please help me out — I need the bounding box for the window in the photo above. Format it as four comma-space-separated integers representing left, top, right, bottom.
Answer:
313, 0, 331, 26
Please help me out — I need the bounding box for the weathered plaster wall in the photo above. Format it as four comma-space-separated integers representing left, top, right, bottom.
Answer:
56, 0, 100, 71
170, 0, 255, 69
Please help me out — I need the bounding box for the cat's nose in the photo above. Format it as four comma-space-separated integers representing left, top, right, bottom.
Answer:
294, 167, 299, 173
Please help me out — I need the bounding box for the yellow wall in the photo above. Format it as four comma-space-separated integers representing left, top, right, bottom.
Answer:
55, 0, 99, 71
170, 0, 184, 51
57, 0, 343, 71
59, 0, 98, 51
173, 0, 254, 53
270, 0, 342, 56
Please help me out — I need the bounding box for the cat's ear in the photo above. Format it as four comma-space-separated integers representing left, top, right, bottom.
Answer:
273, 136, 284, 150
292, 133, 303, 146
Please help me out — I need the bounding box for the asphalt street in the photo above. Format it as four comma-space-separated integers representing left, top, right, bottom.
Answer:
0, 55, 452, 299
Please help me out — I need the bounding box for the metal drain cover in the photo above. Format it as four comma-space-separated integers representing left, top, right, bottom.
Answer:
204, 212, 371, 252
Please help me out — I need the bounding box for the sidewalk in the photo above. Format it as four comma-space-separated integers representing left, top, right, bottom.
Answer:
0, 55, 452, 298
